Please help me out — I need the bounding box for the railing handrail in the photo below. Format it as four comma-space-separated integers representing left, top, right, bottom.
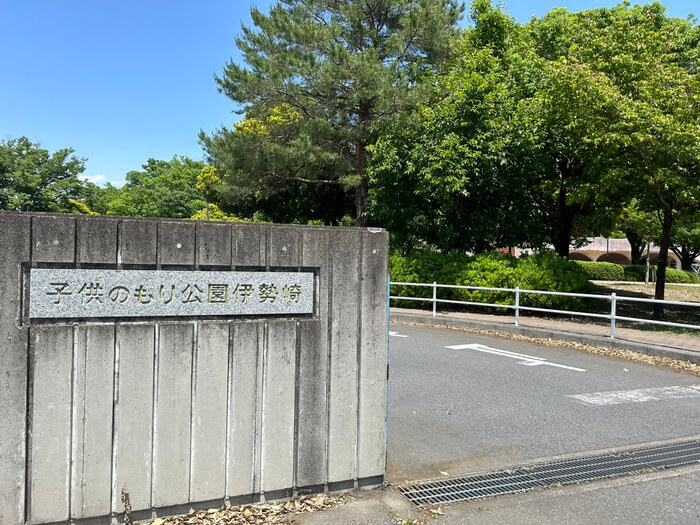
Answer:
388, 280, 700, 338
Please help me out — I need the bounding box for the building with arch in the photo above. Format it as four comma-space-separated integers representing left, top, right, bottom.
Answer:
568, 237, 682, 268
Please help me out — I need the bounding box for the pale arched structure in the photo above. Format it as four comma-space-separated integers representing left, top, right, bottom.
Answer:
569, 253, 591, 261
597, 253, 631, 265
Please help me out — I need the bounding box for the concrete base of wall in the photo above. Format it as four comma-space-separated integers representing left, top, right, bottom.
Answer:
67, 476, 385, 525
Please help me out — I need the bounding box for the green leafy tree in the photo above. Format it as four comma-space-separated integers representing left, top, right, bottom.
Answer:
369, 26, 548, 252
524, 3, 699, 311
201, 0, 464, 225
105, 156, 207, 218
0, 136, 86, 212
369, 2, 548, 253
189, 203, 246, 222
573, 3, 699, 312
370, 1, 698, 314
76, 181, 123, 215
670, 212, 700, 271
619, 199, 662, 265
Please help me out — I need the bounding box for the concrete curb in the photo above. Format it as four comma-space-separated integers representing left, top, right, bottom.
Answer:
390, 312, 700, 365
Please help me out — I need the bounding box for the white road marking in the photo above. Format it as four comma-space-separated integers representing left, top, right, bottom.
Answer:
446, 343, 586, 372
567, 385, 700, 406
389, 331, 408, 338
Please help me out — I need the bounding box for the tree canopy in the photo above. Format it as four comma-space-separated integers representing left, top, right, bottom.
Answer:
0, 136, 87, 212
368, 1, 699, 306
200, 0, 464, 225
101, 156, 207, 218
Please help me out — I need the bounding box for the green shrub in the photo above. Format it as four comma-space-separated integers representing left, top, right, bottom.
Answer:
575, 261, 625, 281
665, 267, 700, 283
516, 252, 589, 309
389, 250, 590, 311
621, 264, 700, 283
622, 264, 646, 282
454, 252, 517, 306
388, 251, 474, 307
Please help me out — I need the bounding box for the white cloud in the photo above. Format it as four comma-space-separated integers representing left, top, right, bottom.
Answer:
79, 174, 108, 185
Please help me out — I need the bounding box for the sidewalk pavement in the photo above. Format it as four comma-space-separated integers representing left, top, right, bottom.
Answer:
390, 307, 700, 362
291, 466, 700, 524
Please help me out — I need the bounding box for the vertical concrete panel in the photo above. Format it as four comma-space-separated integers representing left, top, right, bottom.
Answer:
261, 321, 297, 493
296, 321, 327, 487
77, 217, 118, 265
233, 224, 267, 267
296, 228, 329, 487
71, 325, 115, 519
190, 322, 228, 501
29, 326, 73, 523
357, 230, 389, 478
327, 228, 360, 483
32, 215, 76, 263
120, 220, 157, 265
268, 226, 298, 268
153, 323, 193, 508
0, 213, 30, 525
73, 217, 118, 518
113, 324, 154, 513
158, 222, 195, 266
196, 222, 232, 267
28, 215, 76, 523
227, 322, 261, 497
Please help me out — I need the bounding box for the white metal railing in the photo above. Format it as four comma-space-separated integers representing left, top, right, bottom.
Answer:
389, 281, 700, 339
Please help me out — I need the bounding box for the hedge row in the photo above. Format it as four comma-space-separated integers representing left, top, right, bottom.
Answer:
575, 261, 624, 281
575, 262, 700, 283
390, 251, 590, 310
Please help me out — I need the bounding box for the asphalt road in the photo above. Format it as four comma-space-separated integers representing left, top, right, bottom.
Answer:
296, 324, 700, 524
387, 323, 700, 482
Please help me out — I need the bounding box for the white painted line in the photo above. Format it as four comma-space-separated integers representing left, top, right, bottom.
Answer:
389, 331, 408, 338
446, 343, 586, 372
567, 385, 700, 406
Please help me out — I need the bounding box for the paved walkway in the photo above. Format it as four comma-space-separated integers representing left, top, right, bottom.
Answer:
391, 307, 700, 353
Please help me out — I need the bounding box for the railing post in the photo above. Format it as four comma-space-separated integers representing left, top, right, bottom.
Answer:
610, 292, 616, 339
432, 281, 437, 317
515, 287, 520, 327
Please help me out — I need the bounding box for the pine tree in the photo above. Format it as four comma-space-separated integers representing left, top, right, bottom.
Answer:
201, 0, 463, 225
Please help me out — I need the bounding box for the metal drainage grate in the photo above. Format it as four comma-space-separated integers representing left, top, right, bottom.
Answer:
397, 439, 700, 508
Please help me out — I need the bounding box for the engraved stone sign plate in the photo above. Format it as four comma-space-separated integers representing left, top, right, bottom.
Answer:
29, 268, 314, 319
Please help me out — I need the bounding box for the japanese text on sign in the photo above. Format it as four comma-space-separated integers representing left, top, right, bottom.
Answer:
29, 269, 314, 319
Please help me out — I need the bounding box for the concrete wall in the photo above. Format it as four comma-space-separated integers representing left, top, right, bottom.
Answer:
0, 213, 389, 524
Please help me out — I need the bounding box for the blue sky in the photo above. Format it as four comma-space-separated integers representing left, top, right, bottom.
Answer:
1, 1, 696, 186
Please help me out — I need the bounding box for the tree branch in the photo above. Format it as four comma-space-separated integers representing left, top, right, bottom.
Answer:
270, 173, 344, 185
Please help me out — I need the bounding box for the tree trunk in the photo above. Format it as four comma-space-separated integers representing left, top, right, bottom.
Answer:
645, 242, 651, 285
355, 101, 370, 227
553, 227, 571, 258
653, 205, 673, 319
625, 230, 646, 264
355, 177, 368, 227
671, 245, 699, 271
553, 178, 574, 258
550, 159, 581, 258
629, 241, 644, 265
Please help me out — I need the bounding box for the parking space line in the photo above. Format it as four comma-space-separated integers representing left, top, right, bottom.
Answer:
567, 385, 700, 406
446, 343, 586, 372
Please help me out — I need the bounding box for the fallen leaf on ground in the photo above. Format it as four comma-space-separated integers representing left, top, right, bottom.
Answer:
144, 494, 342, 524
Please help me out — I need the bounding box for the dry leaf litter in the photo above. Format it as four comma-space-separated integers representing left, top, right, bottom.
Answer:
144, 495, 341, 525
397, 322, 700, 377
